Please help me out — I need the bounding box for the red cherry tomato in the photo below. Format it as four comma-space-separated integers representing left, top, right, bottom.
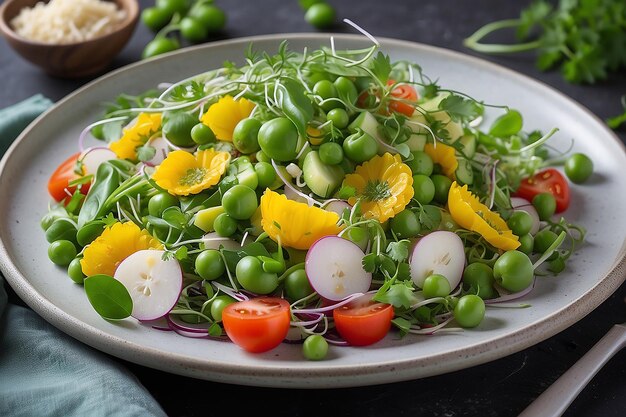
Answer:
387, 79, 418, 117
222, 297, 291, 353
48, 152, 90, 202
333, 294, 394, 346
515, 168, 570, 213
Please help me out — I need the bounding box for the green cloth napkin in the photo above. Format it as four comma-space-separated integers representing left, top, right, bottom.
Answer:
0, 96, 168, 417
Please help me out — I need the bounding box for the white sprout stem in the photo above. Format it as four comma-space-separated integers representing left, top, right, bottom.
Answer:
212, 281, 248, 302
78, 116, 128, 150
407, 316, 458, 335
290, 313, 324, 327
488, 160, 499, 209
343, 19, 380, 46
271, 159, 323, 207
292, 291, 374, 314
301, 316, 329, 336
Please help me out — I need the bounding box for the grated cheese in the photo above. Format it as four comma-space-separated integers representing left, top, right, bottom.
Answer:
10, 0, 127, 44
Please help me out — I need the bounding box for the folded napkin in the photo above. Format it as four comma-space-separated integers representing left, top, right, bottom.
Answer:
0, 96, 167, 417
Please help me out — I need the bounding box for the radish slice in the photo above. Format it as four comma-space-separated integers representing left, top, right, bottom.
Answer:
305, 236, 372, 301
409, 231, 465, 289
145, 136, 170, 166
113, 250, 183, 321
200, 232, 241, 251
510, 197, 540, 235
80, 147, 116, 175
322, 199, 351, 216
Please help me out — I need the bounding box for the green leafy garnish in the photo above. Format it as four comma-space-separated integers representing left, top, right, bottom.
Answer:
464, 0, 626, 84
84, 274, 133, 320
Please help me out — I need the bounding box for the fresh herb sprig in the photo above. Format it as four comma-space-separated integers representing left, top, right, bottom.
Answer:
464, 0, 626, 84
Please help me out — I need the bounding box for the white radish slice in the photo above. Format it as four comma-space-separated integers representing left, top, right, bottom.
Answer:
510, 197, 541, 235
80, 147, 116, 175
305, 236, 372, 301
113, 250, 182, 321
200, 232, 241, 251
145, 136, 170, 166
322, 199, 351, 216
409, 231, 465, 289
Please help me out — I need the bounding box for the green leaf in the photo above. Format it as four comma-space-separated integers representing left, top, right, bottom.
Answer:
394, 143, 411, 158
336, 185, 356, 199
362, 253, 379, 273
438, 94, 481, 123
489, 110, 523, 137
418, 205, 442, 233
391, 317, 412, 337
78, 162, 121, 227
84, 274, 133, 320
373, 280, 414, 308
208, 322, 223, 337
386, 240, 410, 263
162, 206, 188, 229
517, 0, 552, 40
137, 145, 156, 162
606, 96, 626, 129
278, 78, 314, 138
102, 121, 123, 142
370, 52, 392, 84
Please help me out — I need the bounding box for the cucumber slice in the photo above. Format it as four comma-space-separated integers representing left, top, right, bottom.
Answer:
406, 133, 427, 151
455, 158, 474, 185
302, 151, 344, 198
458, 134, 476, 158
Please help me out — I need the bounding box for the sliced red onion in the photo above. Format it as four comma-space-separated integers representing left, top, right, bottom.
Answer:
211, 281, 249, 302
290, 312, 324, 327
292, 291, 375, 314
510, 197, 541, 235
167, 314, 213, 334
322, 199, 351, 216
408, 316, 457, 335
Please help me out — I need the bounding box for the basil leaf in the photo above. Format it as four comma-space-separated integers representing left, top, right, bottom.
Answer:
489, 110, 523, 137
278, 78, 314, 138
78, 162, 120, 227
84, 274, 133, 320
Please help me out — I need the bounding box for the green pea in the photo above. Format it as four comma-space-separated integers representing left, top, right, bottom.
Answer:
142, 37, 180, 59
210, 295, 236, 322
162, 111, 198, 147
462, 263, 496, 299
406, 151, 434, 176
518, 234, 534, 255
564, 153, 593, 184
284, 269, 314, 301
195, 249, 225, 280
431, 175, 452, 204
232, 118, 262, 154
318, 142, 344, 165
67, 258, 85, 284
327, 108, 349, 129
534, 229, 559, 260
191, 123, 216, 145
48, 240, 77, 267
422, 274, 451, 298
390, 209, 421, 238
222, 185, 258, 220
76, 220, 106, 247
255, 162, 276, 188
532, 193, 556, 221
141, 6, 171, 32
453, 295, 485, 328
507, 211, 533, 236
412, 174, 435, 204
313, 80, 340, 111
493, 250, 534, 292
190, 4, 227, 32
334, 77, 358, 106
304, 3, 335, 29
180, 16, 208, 43
303, 335, 329, 360
236, 256, 279, 294
148, 192, 179, 217
213, 213, 237, 237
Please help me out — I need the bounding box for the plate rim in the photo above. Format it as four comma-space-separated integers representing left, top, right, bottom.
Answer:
1, 33, 625, 388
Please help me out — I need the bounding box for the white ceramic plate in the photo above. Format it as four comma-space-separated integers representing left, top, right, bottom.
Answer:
1, 34, 625, 388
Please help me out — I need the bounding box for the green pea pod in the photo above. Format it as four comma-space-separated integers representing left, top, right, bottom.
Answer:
278, 78, 314, 139
78, 163, 121, 228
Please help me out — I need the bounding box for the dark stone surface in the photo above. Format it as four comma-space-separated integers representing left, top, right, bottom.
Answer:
1, 0, 625, 416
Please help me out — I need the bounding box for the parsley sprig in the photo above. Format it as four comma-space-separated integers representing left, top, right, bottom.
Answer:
464, 0, 626, 84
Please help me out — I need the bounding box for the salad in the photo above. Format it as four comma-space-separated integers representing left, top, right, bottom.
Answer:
41, 27, 591, 359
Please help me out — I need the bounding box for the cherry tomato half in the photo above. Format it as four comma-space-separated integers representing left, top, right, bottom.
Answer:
222, 297, 291, 353
387, 79, 418, 117
333, 294, 394, 346
515, 168, 570, 213
48, 152, 89, 202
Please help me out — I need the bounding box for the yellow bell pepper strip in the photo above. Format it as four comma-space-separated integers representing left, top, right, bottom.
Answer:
448, 181, 520, 251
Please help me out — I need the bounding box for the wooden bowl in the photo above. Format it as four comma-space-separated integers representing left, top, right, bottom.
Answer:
0, 0, 139, 78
